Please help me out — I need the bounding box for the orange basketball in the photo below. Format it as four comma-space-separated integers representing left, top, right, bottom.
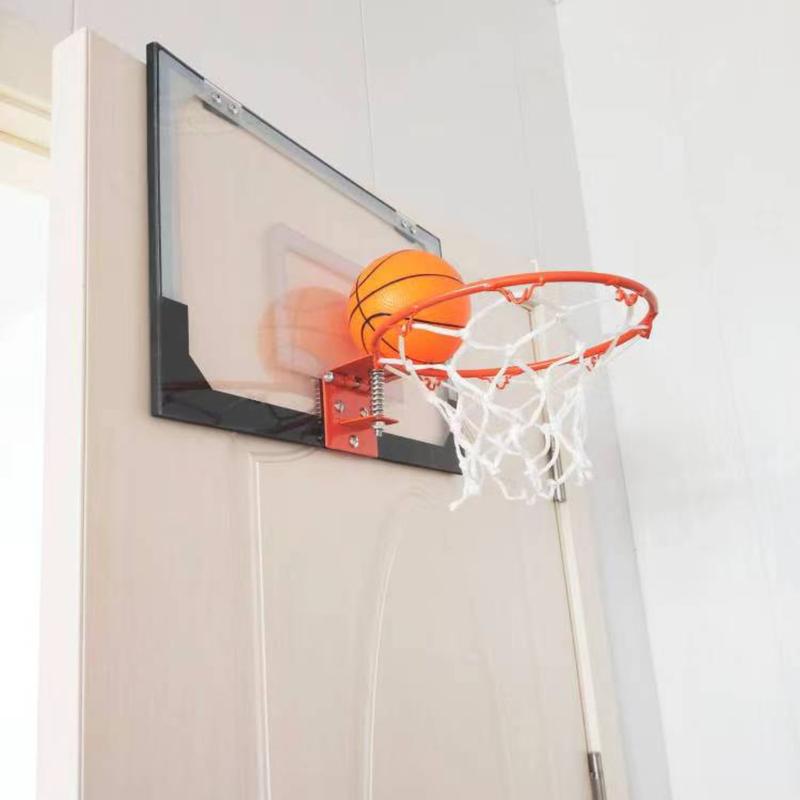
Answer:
347, 250, 470, 363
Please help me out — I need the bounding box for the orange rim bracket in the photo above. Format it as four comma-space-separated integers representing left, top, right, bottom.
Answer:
321, 356, 398, 458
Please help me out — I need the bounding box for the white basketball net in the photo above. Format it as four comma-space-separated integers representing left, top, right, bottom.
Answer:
380, 282, 647, 510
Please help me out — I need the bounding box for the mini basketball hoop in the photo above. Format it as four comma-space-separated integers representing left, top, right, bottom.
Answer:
322, 269, 658, 509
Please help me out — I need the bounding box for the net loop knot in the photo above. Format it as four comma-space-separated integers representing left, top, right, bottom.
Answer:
615, 287, 640, 307
498, 284, 536, 305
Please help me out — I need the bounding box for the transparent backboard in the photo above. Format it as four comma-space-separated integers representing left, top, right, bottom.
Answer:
148, 44, 458, 472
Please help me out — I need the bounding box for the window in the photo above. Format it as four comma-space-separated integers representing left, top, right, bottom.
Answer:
0, 137, 49, 800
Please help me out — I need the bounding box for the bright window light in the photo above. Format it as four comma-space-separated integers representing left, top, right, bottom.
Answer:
0, 180, 49, 800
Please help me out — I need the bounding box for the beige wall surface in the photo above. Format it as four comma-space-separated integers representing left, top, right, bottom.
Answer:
0, 0, 70, 39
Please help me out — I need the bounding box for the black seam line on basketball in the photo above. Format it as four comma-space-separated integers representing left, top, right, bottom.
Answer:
349, 252, 399, 301
359, 311, 403, 355
360, 311, 465, 335
352, 254, 390, 304
359, 312, 464, 355
413, 317, 464, 329
377, 316, 465, 354
356, 299, 382, 353
353, 254, 393, 311
348, 273, 464, 324
360, 312, 396, 354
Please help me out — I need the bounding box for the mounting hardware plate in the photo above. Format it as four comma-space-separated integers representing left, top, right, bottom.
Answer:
321, 356, 399, 458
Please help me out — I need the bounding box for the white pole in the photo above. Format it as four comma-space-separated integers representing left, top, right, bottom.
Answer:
553, 499, 602, 753
525, 265, 606, 795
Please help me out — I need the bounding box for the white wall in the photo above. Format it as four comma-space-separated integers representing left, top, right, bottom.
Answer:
1, 0, 670, 797
557, 1, 800, 798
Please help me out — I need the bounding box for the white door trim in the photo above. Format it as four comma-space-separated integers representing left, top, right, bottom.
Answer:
37, 28, 88, 800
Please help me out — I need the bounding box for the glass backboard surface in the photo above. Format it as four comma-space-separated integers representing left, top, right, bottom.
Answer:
148, 44, 458, 472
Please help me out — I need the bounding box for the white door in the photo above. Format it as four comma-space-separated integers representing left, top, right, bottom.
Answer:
39, 30, 599, 800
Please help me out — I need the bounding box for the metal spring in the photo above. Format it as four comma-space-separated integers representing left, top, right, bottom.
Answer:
370, 368, 385, 437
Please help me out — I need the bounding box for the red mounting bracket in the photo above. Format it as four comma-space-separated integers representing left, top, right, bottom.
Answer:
321, 356, 399, 458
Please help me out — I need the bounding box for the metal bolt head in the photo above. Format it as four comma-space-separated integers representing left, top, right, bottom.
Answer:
334, 400, 345, 413
322, 372, 334, 383
399, 217, 418, 235
229, 103, 240, 115
211, 92, 222, 104
359, 408, 368, 417
349, 435, 359, 449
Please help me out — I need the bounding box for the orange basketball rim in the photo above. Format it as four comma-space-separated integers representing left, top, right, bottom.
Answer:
368, 270, 658, 378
